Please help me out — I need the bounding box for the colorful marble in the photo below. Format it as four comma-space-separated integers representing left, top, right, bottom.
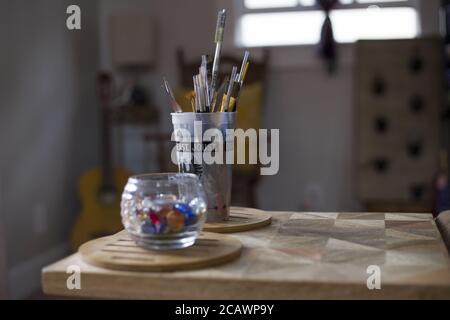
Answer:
138, 201, 197, 235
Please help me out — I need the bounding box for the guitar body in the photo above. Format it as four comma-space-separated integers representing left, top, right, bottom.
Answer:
71, 166, 130, 250
71, 72, 133, 250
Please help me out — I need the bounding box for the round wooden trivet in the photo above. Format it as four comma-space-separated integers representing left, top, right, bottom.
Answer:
79, 230, 242, 272
203, 206, 272, 233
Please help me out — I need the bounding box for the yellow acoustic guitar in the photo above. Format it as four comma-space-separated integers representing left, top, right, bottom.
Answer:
71, 72, 131, 250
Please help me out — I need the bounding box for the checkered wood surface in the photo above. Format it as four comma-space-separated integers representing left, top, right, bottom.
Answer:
43, 210, 450, 299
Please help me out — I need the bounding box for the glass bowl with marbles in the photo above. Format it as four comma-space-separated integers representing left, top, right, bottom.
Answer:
121, 173, 207, 250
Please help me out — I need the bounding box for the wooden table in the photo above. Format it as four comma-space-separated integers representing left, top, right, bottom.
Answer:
42, 210, 450, 299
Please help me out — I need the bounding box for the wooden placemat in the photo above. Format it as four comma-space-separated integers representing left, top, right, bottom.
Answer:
203, 206, 272, 233
79, 230, 242, 272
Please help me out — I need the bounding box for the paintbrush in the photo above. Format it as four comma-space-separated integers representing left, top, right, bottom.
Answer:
163, 77, 182, 113
210, 9, 226, 104
222, 66, 237, 112
231, 52, 251, 111
211, 77, 228, 112
200, 55, 210, 112
193, 75, 201, 112
238, 51, 249, 83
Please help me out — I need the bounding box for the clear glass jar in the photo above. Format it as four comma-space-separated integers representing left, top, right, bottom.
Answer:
121, 173, 207, 250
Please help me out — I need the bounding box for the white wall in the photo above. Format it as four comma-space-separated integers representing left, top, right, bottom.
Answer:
217, 0, 441, 211
98, 0, 441, 212
419, 0, 441, 36
259, 62, 356, 211
97, 0, 218, 174
98, 0, 216, 127
0, 0, 99, 298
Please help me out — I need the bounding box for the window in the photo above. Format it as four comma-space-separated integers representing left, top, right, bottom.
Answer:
236, 0, 419, 47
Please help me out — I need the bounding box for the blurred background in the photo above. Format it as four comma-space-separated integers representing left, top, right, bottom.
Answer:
0, 0, 449, 298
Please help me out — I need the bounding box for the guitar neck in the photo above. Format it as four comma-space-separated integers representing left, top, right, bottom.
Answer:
98, 72, 115, 191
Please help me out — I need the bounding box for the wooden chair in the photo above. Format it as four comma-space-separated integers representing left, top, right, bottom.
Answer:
176, 48, 269, 207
